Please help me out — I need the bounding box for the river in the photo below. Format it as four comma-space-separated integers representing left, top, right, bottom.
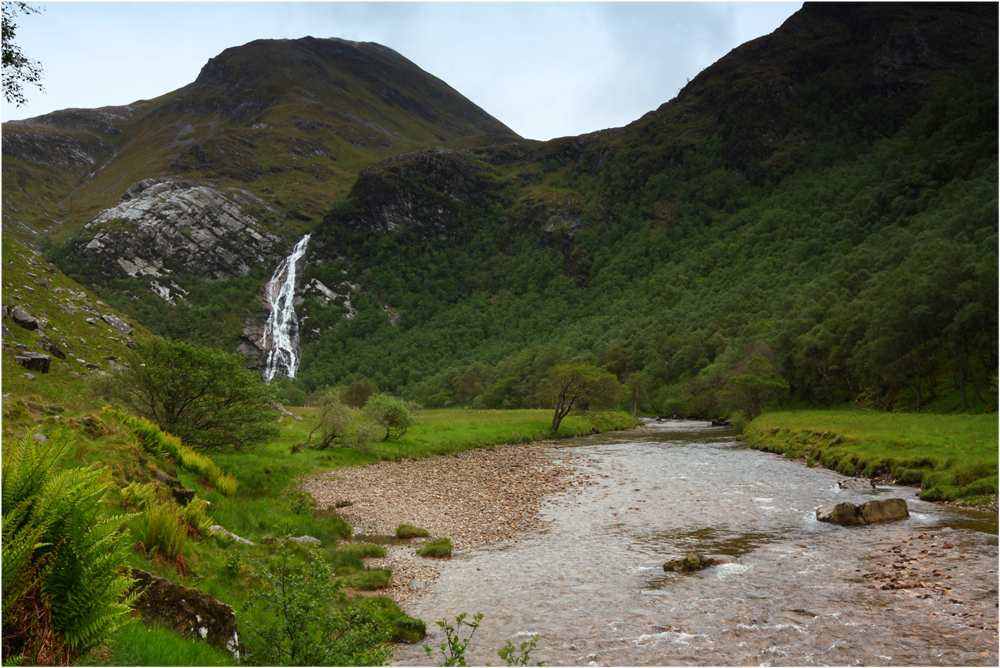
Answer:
393, 420, 998, 666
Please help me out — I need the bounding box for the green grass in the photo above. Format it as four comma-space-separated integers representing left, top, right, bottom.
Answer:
395, 524, 430, 539
338, 543, 387, 559
416, 537, 453, 558
79, 621, 239, 667
341, 568, 393, 590
745, 410, 999, 506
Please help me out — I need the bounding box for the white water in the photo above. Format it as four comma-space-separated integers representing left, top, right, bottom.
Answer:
261, 234, 310, 383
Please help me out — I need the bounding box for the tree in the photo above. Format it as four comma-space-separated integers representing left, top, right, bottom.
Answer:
2, 3, 44, 106
546, 362, 620, 432
721, 355, 789, 419
340, 377, 377, 409
94, 338, 280, 449
624, 371, 649, 416
302, 390, 355, 450
362, 393, 416, 441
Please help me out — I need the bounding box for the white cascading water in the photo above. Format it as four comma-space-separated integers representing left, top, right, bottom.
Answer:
261, 234, 310, 383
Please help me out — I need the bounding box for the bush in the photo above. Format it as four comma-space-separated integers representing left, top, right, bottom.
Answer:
730, 410, 749, 435
396, 525, 430, 539
94, 338, 280, 450
241, 544, 391, 666
363, 393, 416, 441
2, 434, 140, 660
416, 538, 453, 558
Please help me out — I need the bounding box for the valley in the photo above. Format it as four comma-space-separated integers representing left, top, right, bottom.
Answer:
2, 2, 997, 666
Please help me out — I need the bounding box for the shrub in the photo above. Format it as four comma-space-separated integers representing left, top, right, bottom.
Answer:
363, 393, 416, 441
241, 544, 391, 666
417, 538, 453, 558
358, 597, 426, 643
396, 525, 430, 539
730, 410, 749, 435
2, 434, 139, 660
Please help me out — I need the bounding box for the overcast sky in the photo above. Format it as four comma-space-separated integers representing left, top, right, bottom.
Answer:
3, 2, 802, 141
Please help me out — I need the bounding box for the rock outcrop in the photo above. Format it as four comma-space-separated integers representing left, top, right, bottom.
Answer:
130, 569, 242, 659
15, 352, 50, 373
79, 178, 283, 280
816, 498, 910, 525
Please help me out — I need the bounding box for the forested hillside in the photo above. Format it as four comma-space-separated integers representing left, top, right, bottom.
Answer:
5, 2, 995, 417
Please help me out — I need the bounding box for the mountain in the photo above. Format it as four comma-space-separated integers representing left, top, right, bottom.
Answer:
4, 3, 997, 417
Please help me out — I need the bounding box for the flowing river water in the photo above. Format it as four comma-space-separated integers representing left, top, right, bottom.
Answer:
393, 420, 998, 666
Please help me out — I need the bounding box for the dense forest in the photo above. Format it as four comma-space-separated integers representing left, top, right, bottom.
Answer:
38, 4, 998, 418
288, 65, 997, 417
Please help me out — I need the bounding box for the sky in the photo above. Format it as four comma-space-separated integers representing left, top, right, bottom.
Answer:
3, 1, 803, 141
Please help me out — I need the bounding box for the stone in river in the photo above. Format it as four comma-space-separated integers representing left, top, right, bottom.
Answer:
816, 498, 909, 525
663, 553, 738, 572
838, 478, 875, 490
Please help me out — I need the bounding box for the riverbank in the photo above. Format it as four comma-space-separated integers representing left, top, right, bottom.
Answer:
302, 441, 602, 602
744, 410, 998, 511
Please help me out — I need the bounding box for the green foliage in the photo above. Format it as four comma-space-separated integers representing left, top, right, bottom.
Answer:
730, 410, 749, 435
241, 543, 391, 666
341, 378, 378, 408
132, 502, 187, 564
416, 537, 453, 558
2, 3, 44, 106
337, 543, 387, 559
396, 524, 430, 539
423, 612, 483, 667
1, 434, 139, 657
95, 338, 280, 450
363, 393, 417, 441
547, 362, 620, 431
356, 597, 426, 643
497, 635, 547, 667
81, 621, 240, 667
119, 481, 159, 510
107, 409, 239, 495
722, 355, 790, 418
342, 568, 392, 591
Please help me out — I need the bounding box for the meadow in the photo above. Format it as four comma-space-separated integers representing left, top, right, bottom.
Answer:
744, 410, 998, 506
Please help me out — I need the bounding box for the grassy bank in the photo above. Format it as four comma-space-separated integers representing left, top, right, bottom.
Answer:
744, 410, 998, 508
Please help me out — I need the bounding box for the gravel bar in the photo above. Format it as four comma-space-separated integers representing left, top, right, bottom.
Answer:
301, 442, 595, 602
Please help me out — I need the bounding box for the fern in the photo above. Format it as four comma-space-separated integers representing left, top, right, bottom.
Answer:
1, 433, 139, 656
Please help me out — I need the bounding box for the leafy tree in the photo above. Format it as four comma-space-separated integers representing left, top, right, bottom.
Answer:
546, 362, 620, 431
362, 393, 416, 441
624, 371, 650, 416
94, 338, 280, 449
340, 377, 378, 408
303, 390, 355, 450
721, 355, 790, 418
2, 3, 43, 105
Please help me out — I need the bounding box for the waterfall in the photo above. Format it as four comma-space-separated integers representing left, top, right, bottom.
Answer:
261, 234, 310, 383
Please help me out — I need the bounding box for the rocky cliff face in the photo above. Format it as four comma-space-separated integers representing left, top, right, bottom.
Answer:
78, 178, 283, 279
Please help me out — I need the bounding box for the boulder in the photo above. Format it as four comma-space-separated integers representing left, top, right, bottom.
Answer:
663, 553, 738, 572
1, 324, 11, 339
130, 569, 242, 659
11, 306, 38, 331
816, 498, 909, 525
289, 535, 322, 546
208, 525, 255, 546
15, 352, 50, 373
40, 340, 66, 360
172, 489, 197, 506
152, 467, 182, 487
101, 313, 134, 336
838, 478, 875, 490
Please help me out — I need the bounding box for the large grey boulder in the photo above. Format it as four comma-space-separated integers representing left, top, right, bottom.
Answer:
130, 569, 242, 659
15, 352, 50, 373
209, 525, 255, 546
101, 313, 133, 336
838, 478, 875, 490
10, 306, 38, 331
816, 498, 909, 525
